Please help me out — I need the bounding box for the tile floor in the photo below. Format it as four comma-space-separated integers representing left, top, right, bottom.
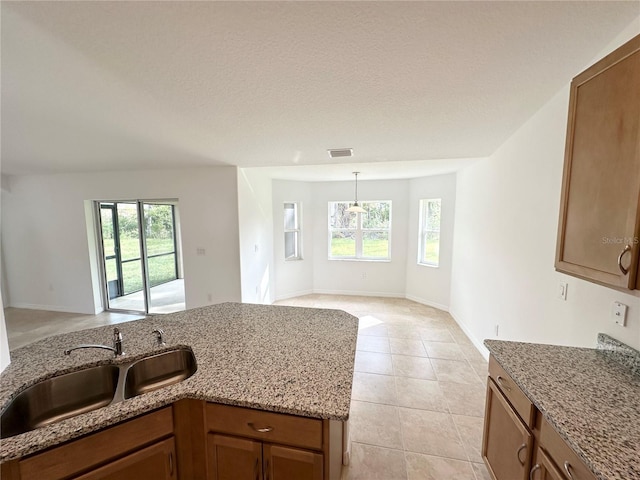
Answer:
274, 295, 491, 480
5, 294, 491, 479
4, 308, 143, 350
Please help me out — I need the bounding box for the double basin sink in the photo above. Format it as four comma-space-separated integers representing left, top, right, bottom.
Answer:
0, 348, 197, 439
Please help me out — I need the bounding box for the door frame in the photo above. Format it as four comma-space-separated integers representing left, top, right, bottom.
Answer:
94, 199, 182, 315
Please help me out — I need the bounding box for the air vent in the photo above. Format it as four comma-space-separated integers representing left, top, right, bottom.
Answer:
328, 148, 353, 158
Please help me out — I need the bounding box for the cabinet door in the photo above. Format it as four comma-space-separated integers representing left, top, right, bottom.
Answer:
207, 434, 262, 480
531, 448, 567, 480
263, 444, 323, 480
73, 437, 176, 480
482, 379, 533, 480
556, 34, 640, 289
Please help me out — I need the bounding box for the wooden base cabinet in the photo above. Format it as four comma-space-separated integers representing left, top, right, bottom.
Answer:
536, 417, 597, 480
264, 444, 323, 480
0, 407, 175, 480
208, 434, 262, 480
205, 403, 332, 480
529, 448, 566, 480
482, 379, 533, 480
74, 438, 177, 480
207, 434, 323, 480
483, 357, 598, 480
0, 401, 343, 480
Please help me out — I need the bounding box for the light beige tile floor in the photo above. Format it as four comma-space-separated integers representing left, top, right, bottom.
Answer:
4, 308, 143, 350
274, 294, 490, 480
5, 294, 491, 479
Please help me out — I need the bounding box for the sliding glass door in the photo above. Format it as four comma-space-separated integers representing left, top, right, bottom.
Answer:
97, 200, 184, 314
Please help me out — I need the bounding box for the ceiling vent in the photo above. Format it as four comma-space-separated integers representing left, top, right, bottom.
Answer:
328, 148, 353, 159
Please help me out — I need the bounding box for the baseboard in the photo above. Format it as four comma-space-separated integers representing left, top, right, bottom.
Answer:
449, 308, 490, 361
274, 289, 314, 302
312, 289, 405, 298
404, 294, 449, 312
7, 303, 94, 315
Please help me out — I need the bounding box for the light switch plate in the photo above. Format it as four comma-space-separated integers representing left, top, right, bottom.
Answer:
558, 282, 568, 301
612, 302, 628, 326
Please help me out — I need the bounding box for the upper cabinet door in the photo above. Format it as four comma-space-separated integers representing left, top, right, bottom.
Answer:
556, 34, 640, 290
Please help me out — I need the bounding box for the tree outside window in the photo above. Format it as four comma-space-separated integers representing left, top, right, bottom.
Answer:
284, 202, 301, 260
419, 198, 441, 266
329, 201, 391, 260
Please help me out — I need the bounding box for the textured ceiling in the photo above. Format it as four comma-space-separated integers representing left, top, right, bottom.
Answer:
1, 1, 638, 180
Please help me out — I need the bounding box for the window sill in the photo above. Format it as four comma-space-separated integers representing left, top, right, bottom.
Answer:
285, 257, 303, 262
418, 262, 439, 268
329, 258, 391, 263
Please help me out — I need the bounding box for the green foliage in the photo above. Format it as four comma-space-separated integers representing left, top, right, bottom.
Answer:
422, 233, 440, 265
330, 238, 389, 258
103, 237, 177, 295
362, 201, 390, 229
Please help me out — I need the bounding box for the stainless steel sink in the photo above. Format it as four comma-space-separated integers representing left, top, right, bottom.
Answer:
124, 348, 197, 399
0, 365, 120, 439
0, 348, 197, 439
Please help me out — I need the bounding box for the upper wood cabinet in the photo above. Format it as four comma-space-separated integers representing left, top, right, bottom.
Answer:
556, 34, 640, 290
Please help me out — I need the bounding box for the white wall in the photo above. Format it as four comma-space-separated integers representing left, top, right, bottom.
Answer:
0, 294, 9, 372
310, 179, 410, 297
237, 169, 274, 304
272, 180, 314, 300
450, 22, 640, 354
1, 167, 242, 314
405, 174, 458, 310
272, 176, 459, 306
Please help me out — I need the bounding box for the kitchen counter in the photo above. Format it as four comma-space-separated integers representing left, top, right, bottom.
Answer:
0, 302, 359, 462
484, 337, 640, 480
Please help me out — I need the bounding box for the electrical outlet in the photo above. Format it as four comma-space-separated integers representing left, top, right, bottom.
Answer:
612, 302, 628, 326
207, 293, 212, 302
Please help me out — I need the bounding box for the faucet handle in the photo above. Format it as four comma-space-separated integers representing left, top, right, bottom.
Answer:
113, 328, 124, 356
153, 329, 166, 346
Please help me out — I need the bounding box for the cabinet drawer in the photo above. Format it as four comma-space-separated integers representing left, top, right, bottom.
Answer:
540, 417, 597, 480
19, 407, 174, 480
488, 356, 535, 427
206, 403, 322, 451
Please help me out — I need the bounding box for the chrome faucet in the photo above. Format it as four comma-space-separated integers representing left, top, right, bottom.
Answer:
64, 328, 125, 357
152, 328, 166, 346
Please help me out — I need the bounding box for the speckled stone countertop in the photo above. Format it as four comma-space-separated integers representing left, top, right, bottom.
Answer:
485, 338, 640, 480
0, 303, 359, 462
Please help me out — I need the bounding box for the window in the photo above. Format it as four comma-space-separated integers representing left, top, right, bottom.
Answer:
418, 198, 441, 266
328, 201, 391, 260
284, 202, 301, 260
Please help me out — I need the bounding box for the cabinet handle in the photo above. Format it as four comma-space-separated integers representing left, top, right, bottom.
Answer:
496, 375, 511, 392
529, 464, 541, 480
169, 452, 174, 476
516, 443, 528, 465
564, 461, 574, 479
617, 244, 632, 275
248, 422, 274, 433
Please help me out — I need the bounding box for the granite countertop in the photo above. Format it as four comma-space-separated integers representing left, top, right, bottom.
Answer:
484, 338, 640, 480
0, 302, 359, 462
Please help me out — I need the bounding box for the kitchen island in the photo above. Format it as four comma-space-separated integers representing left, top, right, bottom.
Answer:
0, 302, 359, 479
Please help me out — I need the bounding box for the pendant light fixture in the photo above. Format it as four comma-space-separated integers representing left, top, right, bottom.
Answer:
346, 172, 366, 213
